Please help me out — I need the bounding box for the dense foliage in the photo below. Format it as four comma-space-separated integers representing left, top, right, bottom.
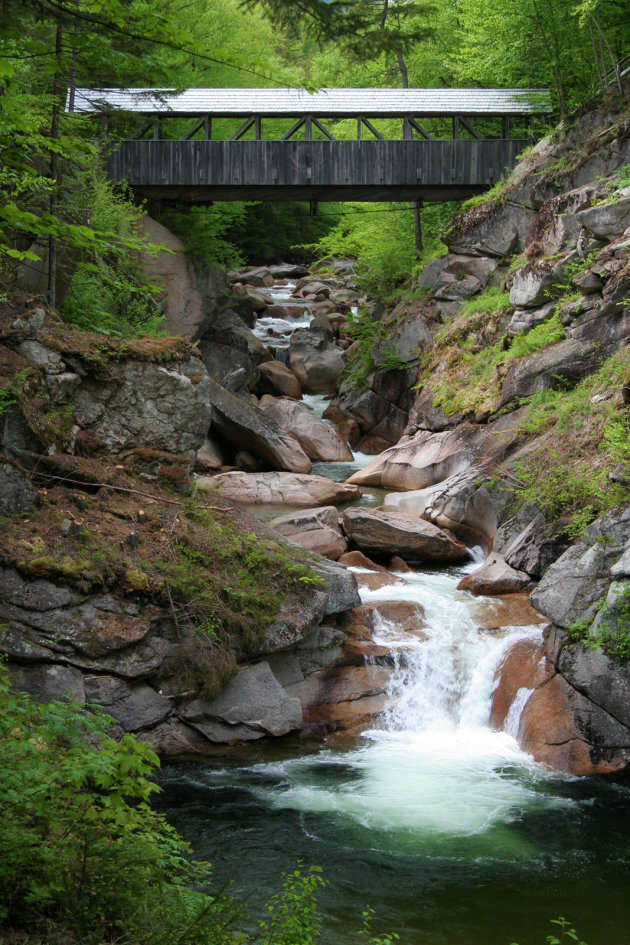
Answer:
2, 0, 627, 324
0, 666, 243, 944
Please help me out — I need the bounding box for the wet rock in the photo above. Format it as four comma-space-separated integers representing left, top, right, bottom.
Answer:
257, 361, 302, 399
84, 676, 172, 732
517, 672, 630, 775
470, 593, 549, 631
342, 508, 470, 563
200, 470, 361, 507
352, 569, 408, 593
240, 285, 273, 311
338, 550, 387, 571
530, 541, 611, 628
289, 328, 345, 394
489, 637, 550, 730
269, 506, 347, 560
557, 641, 630, 731
139, 720, 212, 758
308, 556, 361, 615
181, 662, 303, 740
234, 267, 274, 287
295, 280, 331, 300
457, 552, 533, 596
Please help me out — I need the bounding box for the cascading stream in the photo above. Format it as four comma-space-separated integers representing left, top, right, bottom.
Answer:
155, 277, 630, 945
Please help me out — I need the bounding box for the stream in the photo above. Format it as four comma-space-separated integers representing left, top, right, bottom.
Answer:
155, 280, 630, 945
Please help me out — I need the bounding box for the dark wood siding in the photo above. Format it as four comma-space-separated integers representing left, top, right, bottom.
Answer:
106, 139, 528, 202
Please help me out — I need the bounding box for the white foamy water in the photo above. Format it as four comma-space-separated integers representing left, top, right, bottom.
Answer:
242, 565, 568, 847
252, 280, 311, 348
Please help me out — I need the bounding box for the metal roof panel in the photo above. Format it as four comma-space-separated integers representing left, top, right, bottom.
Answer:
69, 87, 551, 116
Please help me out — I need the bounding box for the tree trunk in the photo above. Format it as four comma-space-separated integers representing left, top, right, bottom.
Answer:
47, 16, 64, 309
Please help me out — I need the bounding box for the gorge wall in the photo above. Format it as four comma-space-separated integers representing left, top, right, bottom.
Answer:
1, 83, 630, 777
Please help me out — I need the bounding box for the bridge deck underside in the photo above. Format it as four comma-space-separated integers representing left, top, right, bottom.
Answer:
107, 139, 528, 203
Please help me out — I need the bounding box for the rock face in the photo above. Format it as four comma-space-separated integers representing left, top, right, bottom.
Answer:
2, 309, 213, 466
493, 504, 630, 774
136, 216, 228, 339
342, 508, 470, 563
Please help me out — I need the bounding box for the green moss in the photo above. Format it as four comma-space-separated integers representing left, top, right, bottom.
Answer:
511, 349, 630, 536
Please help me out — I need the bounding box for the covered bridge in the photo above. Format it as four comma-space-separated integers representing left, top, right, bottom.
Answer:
70, 87, 551, 202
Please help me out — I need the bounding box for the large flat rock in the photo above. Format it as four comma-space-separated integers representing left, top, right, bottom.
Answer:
199, 470, 362, 507
342, 508, 470, 563
269, 506, 347, 560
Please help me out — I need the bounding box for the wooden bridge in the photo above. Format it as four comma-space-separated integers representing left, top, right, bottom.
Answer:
71, 88, 551, 203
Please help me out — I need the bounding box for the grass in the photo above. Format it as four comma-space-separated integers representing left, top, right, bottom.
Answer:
510, 349, 630, 537
426, 300, 563, 419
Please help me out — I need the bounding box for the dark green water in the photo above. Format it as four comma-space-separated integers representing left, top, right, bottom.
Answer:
155, 741, 630, 945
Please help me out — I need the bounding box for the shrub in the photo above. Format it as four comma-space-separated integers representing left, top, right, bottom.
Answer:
0, 667, 241, 944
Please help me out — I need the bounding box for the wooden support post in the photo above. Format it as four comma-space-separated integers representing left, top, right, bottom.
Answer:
403, 117, 413, 140
414, 199, 423, 255
153, 121, 159, 140
357, 117, 362, 140
502, 116, 510, 139
407, 117, 434, 140
452, 117, 459, 139
230, 116, 256, 141
204, 116, 212, 140
459, 117, 482, 139
255, 116, 262, 140
309, 200, 318, 217
305, 116, 312, 141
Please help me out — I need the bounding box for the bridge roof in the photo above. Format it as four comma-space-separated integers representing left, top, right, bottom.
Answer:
69, 87, 551, 118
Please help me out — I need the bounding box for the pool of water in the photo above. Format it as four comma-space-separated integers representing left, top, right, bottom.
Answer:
155, 560, 630, 945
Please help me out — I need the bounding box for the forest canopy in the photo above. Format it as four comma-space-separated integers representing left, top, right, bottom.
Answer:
0, 0, 627, 324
